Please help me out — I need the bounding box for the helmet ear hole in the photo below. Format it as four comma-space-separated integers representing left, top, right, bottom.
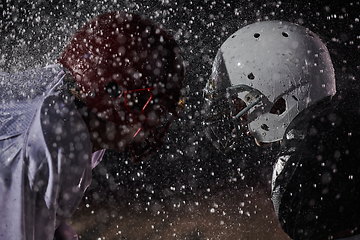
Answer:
270, 97, 286, 115
105, 82, 122, 98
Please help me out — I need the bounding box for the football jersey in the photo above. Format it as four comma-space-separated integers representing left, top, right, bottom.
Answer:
0, 65, 105, 240
272, 93, 360, 240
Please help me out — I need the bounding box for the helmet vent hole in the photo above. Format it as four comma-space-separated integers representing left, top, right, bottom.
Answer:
292, 95, 299, 101
254, 33, 260, 38
232, 35, 236, 38
247, 73, 255, 80
282, 32, 289, 37
270, 97, 286, 115
105, 82, 122, 98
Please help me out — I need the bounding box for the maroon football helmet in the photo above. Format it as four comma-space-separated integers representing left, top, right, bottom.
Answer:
58, 11, 185, 162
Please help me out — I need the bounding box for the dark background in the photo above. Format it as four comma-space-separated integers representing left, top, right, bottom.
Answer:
1, 0, 359, 239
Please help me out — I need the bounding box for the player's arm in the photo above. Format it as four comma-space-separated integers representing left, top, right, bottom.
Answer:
41, 94, 93, 237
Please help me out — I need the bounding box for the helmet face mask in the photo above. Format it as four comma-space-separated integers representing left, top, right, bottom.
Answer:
59, 11, 185, 162
125, 90, 182, 161
203, 21, 336, 152
204, 81, 264, 152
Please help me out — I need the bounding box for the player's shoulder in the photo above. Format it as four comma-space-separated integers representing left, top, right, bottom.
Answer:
280, 95, 338, 154
0, 64, 65, 102
40, 94, 91, 155
308, 91, 360, 131
285, 96, 333, 136
282, 90, 360, 151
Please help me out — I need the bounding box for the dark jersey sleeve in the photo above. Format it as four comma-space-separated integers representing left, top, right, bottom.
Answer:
271, 93, 360, 240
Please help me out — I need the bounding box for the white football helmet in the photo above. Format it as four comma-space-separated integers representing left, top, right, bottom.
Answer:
203, 21, 336, 151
